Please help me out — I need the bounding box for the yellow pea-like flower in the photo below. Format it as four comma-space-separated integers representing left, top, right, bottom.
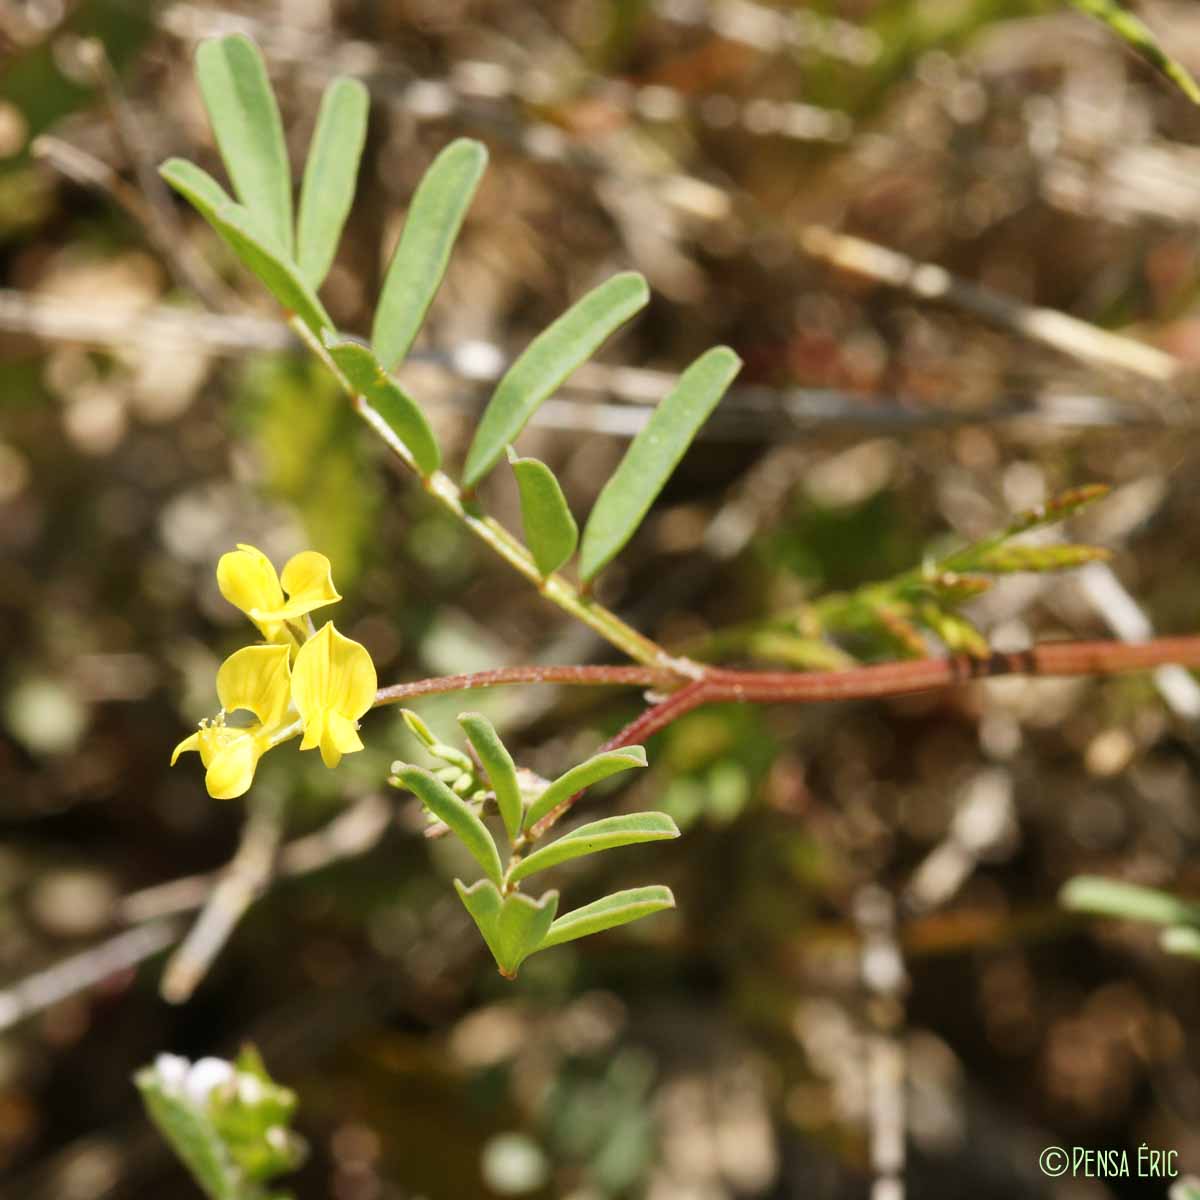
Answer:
172, 644, 293, 799
171, 723, 268, 801
291, 622, 377, 768
217, 544, 341, 643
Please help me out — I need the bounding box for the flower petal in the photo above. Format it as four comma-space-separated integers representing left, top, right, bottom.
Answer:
171, 732, 201, 765
171, 724, 268, 798
216, 644, 292, 727
249, 551, 342, 622
216, 545, 286, 641
204, 731, 265, 800
324, 711, 363, 763
292, 622, 377, 766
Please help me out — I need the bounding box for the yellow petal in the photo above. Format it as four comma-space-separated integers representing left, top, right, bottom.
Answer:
249, 551, 342, 623
171, 732, 201, 765
325, 711, 363, 759
217, 545, 286, 641
204, 730, 266, 800
216, 644, 292, 727
171, 724, 268, 798
292, 622, 377, 767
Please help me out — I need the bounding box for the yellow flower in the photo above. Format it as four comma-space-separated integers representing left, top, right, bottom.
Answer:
171, 723, 268, 801
216, 544, 341, 643
174, 550, 378, 797
171, 644, 293, 799
291, 622, 378, 768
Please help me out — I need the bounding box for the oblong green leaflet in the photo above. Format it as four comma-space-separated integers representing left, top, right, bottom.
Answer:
394, 764, 503, 888
507, 448, 578, 577
1060, 875, 1200, 926
458, 713, 523, 842
539, 885, 675, 950
522, 745, 648, 832
462, 273, 649, 488
508, 812, 679, 884
161, 160, 333, 337
372, 138, 488, 372
322, 335, 440, 475
297, 77, 370, 289
196, 34, 294, 258
1070, 0, 1200, 104
579, 346, 741, 582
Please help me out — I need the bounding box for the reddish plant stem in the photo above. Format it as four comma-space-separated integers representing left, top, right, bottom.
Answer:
518, 635, 1200, 837
375, 664, 673, 705
377, 636, 1200, 711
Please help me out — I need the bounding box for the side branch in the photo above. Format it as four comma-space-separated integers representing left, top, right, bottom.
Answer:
517, 635, 1200, 837
374, 663, 674, 705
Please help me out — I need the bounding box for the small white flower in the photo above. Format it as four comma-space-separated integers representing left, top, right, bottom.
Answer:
236, 1073, 266, 1105
154, 1053, 190, 1096
184, 1057, 236, 1107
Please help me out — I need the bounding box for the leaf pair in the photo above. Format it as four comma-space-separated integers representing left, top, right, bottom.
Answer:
170, 35, 451, 475
182, 35, 368, 301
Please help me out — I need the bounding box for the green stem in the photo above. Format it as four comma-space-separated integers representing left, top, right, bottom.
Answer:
290, 316, 690, 672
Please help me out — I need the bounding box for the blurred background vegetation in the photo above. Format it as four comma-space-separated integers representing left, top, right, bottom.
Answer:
5, 1, 1200, 1196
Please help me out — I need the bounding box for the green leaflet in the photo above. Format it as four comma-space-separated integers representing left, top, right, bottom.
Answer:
137, 1073, 242, 1200
1069, 0, 1200, 104
539, 885, 675, 950
1060, 876, 1200, 926
462, 273, 649, 488
972, 544, 1111, 573
321, 335, 440, 475
507, 447, 578, 576
522, 745, 648, 832
508, 812, 679, 884
297, 77, 369, 289
454, 879, 559, 977
161, 159, 332, 337
458, 712, 524, 842
195, 35, 295, 257
579, 346, 741, 582
394, 764, 503, 888
372, 138, 488, 371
